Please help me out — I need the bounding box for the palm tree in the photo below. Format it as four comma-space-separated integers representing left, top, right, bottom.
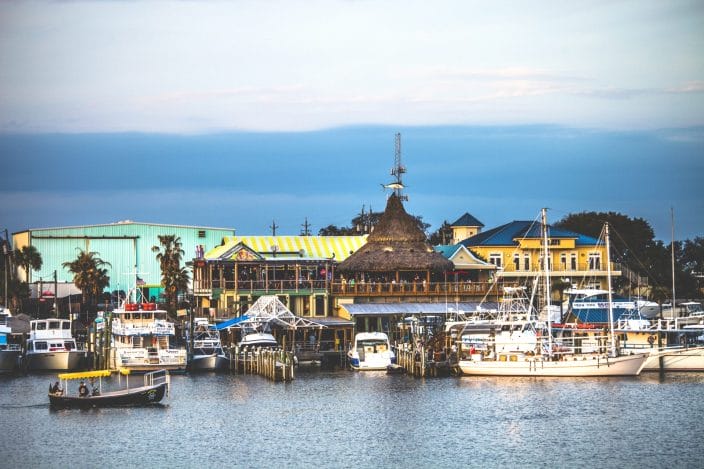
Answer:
152, 235, 189, 313
62, 249, 111, 318
14, 245, 43, 283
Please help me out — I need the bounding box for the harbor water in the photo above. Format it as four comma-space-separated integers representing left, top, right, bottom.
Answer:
2, 370, 704, 468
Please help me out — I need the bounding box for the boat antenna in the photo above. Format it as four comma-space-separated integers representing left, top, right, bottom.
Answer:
605, 222, 617, 357
541, 208, 553, 356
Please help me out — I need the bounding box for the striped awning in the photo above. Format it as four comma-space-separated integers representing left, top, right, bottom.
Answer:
206, 235, 367, 261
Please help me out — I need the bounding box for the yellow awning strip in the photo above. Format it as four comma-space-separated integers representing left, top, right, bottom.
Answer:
58, 369, 112, 380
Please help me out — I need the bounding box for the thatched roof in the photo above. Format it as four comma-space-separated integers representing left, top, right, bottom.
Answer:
337, 194, 453, 273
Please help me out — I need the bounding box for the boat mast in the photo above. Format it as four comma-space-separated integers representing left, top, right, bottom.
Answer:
671, 207, 676, 317
541, 208, 553, 354
605, 222, 616, 357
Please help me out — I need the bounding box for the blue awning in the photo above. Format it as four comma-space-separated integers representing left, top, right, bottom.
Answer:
215, 315, 250, 330
0, 334, 7, 346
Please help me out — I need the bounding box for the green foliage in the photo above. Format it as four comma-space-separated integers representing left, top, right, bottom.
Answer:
14, 245, 43, 281
428, 220, 454, 245
152, 235, 190, 313
62, 249, 111, 314
555, 211, 703, 298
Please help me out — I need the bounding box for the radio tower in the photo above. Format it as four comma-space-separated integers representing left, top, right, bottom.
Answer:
387, 132, 408, 201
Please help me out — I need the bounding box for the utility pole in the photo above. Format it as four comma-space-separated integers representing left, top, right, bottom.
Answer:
300, 217, 311, 236
270, 220, 279, 236
53, 270, 58, 318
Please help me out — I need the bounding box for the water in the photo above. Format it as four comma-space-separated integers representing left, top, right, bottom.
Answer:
2, 370, 704, 468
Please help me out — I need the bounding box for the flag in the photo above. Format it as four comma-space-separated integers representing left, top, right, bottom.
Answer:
136, 276, 146, 286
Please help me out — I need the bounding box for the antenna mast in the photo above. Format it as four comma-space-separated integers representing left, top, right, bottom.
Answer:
389, 132, 408, 201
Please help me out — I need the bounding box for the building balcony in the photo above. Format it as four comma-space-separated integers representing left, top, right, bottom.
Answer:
330, 281, 498, 297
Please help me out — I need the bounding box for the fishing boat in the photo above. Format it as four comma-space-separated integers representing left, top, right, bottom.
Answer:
187, 318, 228, 371
347, 332, 395, 370
0, 309, 21, 373
48, 369, 170, 409
25, 318, 85, 371
614, 312, 704, 371
239, 331, 278, 348
100, 289, 187, 372
457, 210, 648, 377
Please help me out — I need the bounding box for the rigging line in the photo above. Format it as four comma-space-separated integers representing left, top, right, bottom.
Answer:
609, 225, 667, 293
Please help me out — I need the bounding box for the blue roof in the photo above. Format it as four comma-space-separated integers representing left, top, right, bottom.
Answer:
459, 220, 600, 247
434, 244, 460, 258
451, 212, 484, 227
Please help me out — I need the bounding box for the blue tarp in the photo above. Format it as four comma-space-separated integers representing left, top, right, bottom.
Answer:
215, 315, 250, 330
0, 334, 7, 346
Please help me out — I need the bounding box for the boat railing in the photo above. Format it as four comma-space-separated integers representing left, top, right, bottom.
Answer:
144, 369, 170, 395
111, 322, 176, 336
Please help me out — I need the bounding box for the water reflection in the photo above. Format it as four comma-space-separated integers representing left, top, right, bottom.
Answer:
2, 371, 704, 468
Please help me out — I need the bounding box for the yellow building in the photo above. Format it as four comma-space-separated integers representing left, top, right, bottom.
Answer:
456, 220, 618, 292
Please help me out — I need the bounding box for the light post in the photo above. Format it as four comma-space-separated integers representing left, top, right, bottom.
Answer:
1, 229, 9, 307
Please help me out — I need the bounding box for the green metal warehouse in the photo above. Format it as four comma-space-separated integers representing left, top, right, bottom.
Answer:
12, 221, 235, 297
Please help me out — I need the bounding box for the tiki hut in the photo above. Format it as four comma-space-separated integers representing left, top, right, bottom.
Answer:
337, 194, 453, 282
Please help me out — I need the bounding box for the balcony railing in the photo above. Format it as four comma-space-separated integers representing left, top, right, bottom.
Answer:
331, 281, 498, 297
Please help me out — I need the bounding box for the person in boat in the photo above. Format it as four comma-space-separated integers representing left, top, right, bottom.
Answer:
50, 381, 63, 396
78, 381, 89, 397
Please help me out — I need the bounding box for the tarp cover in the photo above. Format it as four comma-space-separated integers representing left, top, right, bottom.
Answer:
215, 315, 250, 330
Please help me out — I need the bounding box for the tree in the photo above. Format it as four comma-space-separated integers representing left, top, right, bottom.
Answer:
14, 245, 43, 282
152, 235, 190, 313
62, 249, 111, 318
428, 221, 454, 245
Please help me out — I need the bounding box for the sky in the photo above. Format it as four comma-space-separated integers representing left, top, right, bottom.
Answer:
0, 1, 702, 242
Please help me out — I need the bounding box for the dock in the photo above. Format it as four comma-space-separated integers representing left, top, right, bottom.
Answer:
226, 346, 295, 382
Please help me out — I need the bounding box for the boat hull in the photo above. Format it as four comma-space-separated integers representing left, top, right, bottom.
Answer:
643, 346, 704, 371
189, 354, 229, 371
458, 353, 648, 377
25, 351, 85, 371
49, 383, 167, 409
0, 350, 21, 373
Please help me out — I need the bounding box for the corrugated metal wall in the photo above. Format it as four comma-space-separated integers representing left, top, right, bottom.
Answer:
23, 223, 234, 292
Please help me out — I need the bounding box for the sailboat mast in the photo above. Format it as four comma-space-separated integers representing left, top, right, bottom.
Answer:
605, 222, 617, 357
671, 207, 676, 317
541, 208, 553, 353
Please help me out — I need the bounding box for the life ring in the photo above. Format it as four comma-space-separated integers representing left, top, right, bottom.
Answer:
647, 335, 655, 345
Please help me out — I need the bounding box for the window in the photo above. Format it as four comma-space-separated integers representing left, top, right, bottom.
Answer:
62, 322, 70, 330
198, 230, 206, 238
588, 253, 601, 270
570, 253, 577, 270
489, 253, 503, 268
524, 255, 530, 271
513, 254, 520, 271
48, 321, 60, 330
560, 254, 567, 270
36, 322, 46, 330
34, 341, 48, 351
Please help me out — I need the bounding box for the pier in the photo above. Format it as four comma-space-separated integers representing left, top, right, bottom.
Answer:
393, 342, 453, 378
226, 346, 295, 382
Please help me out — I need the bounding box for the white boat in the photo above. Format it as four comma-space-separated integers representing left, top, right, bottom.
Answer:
187, 318, 228, 371
101, 292, 186, 372
347, 332, 395, 370
239, 332, 278, 348
25, 318, 85, 371
614, 313, 704, 371
457, 211, 648, 377
0, 308, 21, 373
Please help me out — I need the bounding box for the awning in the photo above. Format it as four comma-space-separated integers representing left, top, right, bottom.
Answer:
58, 370, 112, 380
215, 315, 250, 330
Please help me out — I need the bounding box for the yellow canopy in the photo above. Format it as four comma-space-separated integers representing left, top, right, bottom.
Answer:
57, 369, 112, 380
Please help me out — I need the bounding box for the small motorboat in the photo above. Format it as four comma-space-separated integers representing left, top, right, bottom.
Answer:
347, 332, 396, 370
48, 369, 170, 409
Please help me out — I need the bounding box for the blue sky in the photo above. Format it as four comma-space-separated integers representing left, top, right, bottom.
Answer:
0, 1, 702, 242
